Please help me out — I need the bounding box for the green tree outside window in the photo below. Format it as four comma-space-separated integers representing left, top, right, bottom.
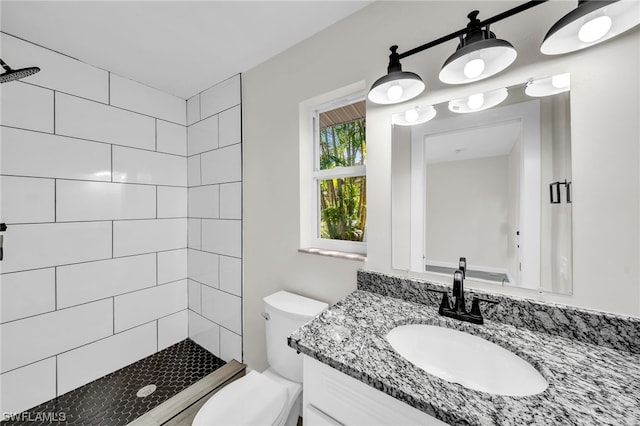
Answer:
318, 115, 366, 241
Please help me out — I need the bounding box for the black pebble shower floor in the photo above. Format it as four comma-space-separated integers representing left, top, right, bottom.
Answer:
2, 339, 225, 426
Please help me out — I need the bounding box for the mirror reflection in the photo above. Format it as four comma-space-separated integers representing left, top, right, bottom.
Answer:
391, 77, 572, 294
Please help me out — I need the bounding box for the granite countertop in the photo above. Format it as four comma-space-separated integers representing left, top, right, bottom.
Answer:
289, 290, 640, 426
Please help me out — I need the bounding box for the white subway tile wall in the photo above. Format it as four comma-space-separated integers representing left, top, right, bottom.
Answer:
188, 249, 219, 288
1, 299, 114, 373
188, 279, 202, 314
200, 75, 241, 119
0, 176, 55, 224
113, 279, 188, 333
188, 311, 220, 356
0, 358, 57, 420
56, 180, 156, 222
157, 249, 188, 284
186, 94, 200, 126
56, 322, 157, 395
56, 254, 157, 309
157, 120, 188, 156
218, 105, 241, 148
0, 34, 242, 415
1, 127, 112, 181
189, 185, 220, 219
109, 74, 186, 125
158, 310, 189, 351
220, 327, 243, 363
112, 146, 187, 186
187, 75, 242, 362
201, 286, 242, 335
157, 186, 188, 218
0, 81, 54, 133
187, 115, 218, 155
55, 92, 156, 150
0, 269, 56, 323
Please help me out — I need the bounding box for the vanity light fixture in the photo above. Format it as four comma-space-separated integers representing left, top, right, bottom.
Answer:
525, 73, 571, 97
540, 0, 640, 55
369, 0, 638, 105
439, 11, 517, 85
448, 87, 508, 113
392, 105, 437, 126
368, 1, 546, 105
368, 46, 426, 104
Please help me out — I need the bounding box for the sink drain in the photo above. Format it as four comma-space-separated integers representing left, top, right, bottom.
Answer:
136, 384, 157, 398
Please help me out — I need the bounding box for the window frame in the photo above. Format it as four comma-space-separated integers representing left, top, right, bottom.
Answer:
309, 94, 367, 255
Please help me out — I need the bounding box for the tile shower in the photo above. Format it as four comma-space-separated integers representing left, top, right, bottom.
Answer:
0, 31, 243, 416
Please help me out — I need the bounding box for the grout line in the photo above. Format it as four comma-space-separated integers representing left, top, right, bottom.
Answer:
53, 178, 57, 222
155, 118, 158, 152
55, 355, 59, 397
110, 145, 113, 182
53, 90, 56, 135
108, 72, 111, 105
112, 296, 115, 334
54, 266, 58, 310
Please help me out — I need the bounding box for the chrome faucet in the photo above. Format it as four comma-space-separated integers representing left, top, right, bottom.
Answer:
428, 257, 498, 325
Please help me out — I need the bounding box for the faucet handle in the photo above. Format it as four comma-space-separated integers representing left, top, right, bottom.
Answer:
470, 296, 499, 316
425, 288, 451, 314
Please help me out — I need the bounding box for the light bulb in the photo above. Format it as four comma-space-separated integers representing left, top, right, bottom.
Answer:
463, 58, 486, 79
551, 73, 570, 89
467, 93, 484, 110
387, 84, 403, 101
404, 108, 419, 123
578, 15, 612, 43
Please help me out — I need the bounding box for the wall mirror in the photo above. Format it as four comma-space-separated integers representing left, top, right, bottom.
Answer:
391, 77, 573, 294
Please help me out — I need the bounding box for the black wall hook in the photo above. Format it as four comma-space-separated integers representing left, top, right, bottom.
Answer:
0, 223, 6, 261
549, 180, 572, 204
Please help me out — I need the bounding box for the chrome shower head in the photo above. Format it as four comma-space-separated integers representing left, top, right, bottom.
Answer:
0, 58, 40, 83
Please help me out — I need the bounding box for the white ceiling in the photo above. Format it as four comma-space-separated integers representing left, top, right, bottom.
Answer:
0, 1, 371, 99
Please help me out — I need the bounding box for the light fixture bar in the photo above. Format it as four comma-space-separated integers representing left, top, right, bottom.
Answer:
396, 0, 548, 60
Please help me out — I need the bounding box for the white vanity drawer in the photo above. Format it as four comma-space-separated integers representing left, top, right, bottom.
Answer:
303, 356, 446, 426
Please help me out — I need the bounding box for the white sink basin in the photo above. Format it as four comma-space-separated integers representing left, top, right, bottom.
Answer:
386, 324, 548, 396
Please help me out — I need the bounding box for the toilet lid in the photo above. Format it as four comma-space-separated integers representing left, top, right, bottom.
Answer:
192, 371, 288, 426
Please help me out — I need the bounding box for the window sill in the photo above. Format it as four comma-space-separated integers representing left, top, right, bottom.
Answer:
299, 247, 367, 262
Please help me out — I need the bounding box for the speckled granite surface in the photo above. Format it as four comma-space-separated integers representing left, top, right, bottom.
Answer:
358, 270, 640, 354
289, 290, 640, 425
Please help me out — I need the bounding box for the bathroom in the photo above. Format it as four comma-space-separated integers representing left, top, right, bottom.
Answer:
1, 0, 639, 425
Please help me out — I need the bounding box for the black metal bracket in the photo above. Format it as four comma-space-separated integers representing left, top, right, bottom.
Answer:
396, 0, 548, 60
0, 223, 6, 232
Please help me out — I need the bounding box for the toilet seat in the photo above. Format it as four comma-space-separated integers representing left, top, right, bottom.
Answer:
192, 371, 288, 426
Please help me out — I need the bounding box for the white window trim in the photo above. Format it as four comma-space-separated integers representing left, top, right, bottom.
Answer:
299, 82, 367, 257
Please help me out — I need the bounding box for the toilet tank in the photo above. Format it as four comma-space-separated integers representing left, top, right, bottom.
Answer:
264, 291, 328, 383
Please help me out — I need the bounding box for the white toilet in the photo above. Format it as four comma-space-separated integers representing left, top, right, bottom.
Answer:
192, 291, 328, 426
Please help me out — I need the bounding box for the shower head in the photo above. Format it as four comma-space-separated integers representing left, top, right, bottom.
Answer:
0, 58, 40, 83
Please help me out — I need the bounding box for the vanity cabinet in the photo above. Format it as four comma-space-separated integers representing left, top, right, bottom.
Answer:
303, 356, 447, 426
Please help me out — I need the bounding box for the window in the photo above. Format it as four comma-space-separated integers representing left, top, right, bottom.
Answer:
310, 97, 367, 254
